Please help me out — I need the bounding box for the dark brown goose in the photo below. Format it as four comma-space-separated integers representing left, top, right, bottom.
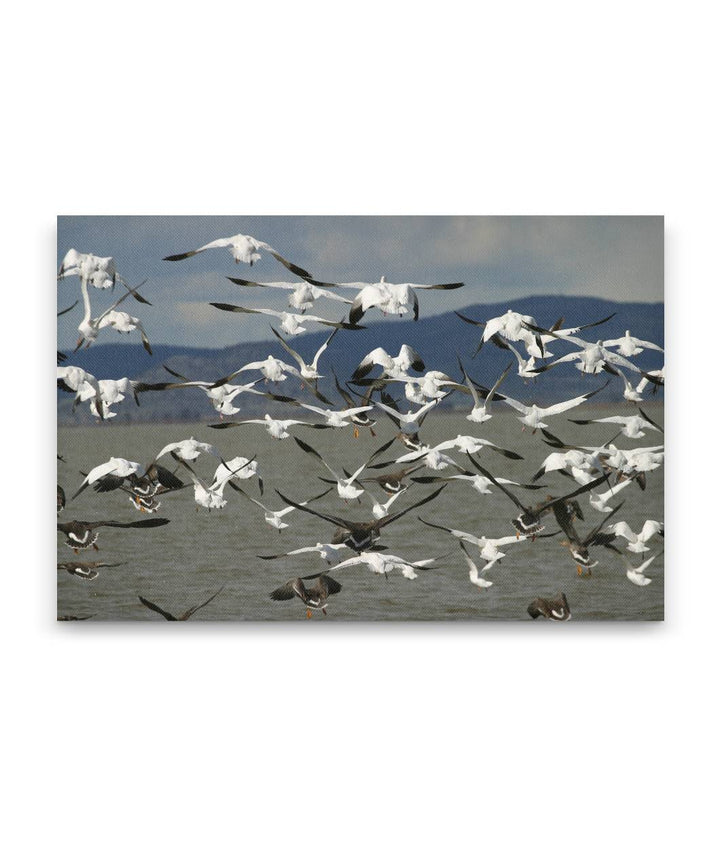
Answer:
270, 574, 342, 618
552, 501, 624, 575
57, 485, 66, 514
137, 587, 225, 621
57, 560, 126, 581
332, 370, 376, 437
57, 517, 170, 552
274, 485, 446, 552
467, 456, 609, 538
527, 593, 571, 621
359, 463, 427, 495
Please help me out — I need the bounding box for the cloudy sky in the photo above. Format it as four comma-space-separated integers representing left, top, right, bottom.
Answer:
57, 216, 663, 349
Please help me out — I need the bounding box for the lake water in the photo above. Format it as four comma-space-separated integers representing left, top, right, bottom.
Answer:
57, 404, 664, 621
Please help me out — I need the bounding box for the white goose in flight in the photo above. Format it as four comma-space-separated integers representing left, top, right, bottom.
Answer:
210, 413, 330, 440
496, 380, 609, 431
226, 276, 352, 313
419, 517, 530, 572
75, 281, 152, 354
269, 325, 338, 385
604, 520, 664, 553
210, 302, 363, 335
603, 329, 664, 357
293, 436, 394, 501
163, 232, 312, 278
303, 275, 464, 323
233, 487, 330, 531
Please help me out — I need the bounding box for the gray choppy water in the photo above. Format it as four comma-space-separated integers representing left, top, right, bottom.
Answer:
57, 405, 664, 621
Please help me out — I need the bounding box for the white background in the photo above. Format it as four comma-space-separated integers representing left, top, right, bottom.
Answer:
5, 1, 716, 854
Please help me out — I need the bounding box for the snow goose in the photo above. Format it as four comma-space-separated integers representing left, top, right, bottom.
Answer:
170, 453, 255, 510
58, 248, 118, 290
455, 358, 512, 423
221, 355, 298, 385
569, 411, 663, 439
71, 457, 144, 500
163, 232, 312, 278
413, 464, 543, 496
302, 275, 463, 323
603, 520, 664, 553
602, 330, 663, 357
226, 276, 352, 312
454, 308, 537, 352
257, 542, 354, 564
373, 394, 439, 449
419, 517, 534, 572
326, 551, 441, 581
136, 364, 291, 417
233, 487, 330, 531
57, 365, 104, 419
351, 344, 425, 382
457, 541, 494, 588
528, 332, 641, 377
212, 456, 263, 494
293, 435, 395, 501
495, 380, 610, 432
269, 324, 338, 386
209, 413, 330, 440
155, 437, 222, 463
75, 281, 152, 354
635, 366, 664, 395
605, 547, 661, 586
210, 302, 364, 335
290, 400, 375, 429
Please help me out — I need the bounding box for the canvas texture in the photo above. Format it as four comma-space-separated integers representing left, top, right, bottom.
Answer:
57, 216, 664, 621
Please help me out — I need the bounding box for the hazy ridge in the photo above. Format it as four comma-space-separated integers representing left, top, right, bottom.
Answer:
58, 295, 664, 424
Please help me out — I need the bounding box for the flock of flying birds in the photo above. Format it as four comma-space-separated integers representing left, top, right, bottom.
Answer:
57, 229, 665, 621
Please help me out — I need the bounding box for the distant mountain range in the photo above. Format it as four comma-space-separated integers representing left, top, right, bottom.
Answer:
58, 295, 664, 424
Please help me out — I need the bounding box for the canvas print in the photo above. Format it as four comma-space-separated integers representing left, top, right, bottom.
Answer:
57, 216, 664, 621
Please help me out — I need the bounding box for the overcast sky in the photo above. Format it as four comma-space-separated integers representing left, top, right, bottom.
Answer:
57, 215, 663, 349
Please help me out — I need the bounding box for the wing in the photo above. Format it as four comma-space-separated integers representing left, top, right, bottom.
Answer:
226, 276, 295, 291
270, 579, 301, 601
551, 500, 581, 543
269, 326, 303, 367
408, 281, 465, 290
464, 454, 528, 512
182, 586, 225, 619
97, 518, 171, 530
312, 325, 340, 365
210, 302, 280, 319
418, 517, 481, 546
637, 406, 665, 434
137, 596, 177, 620
318, 574, 343, 596
376, 485, 447, 529
536, 473, 611, 515
274, 489, 351, 529
293, 436, 341, 480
